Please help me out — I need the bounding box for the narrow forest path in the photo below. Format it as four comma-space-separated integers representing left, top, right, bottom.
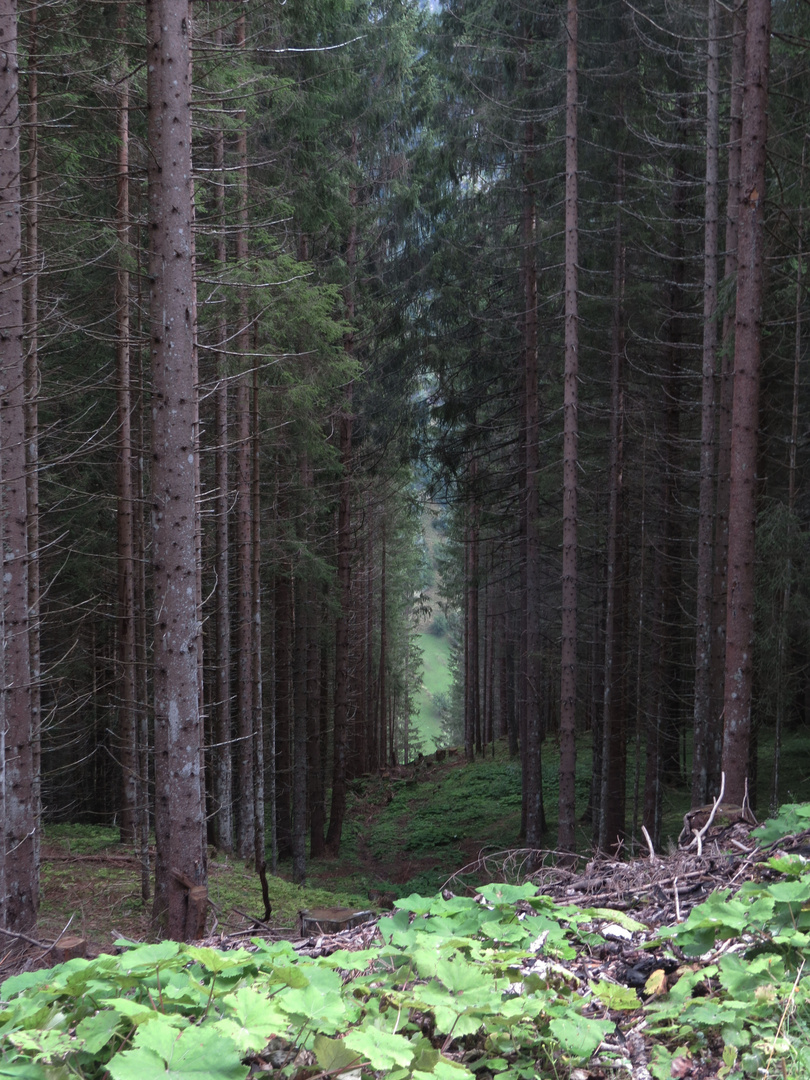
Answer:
307, 747, 525, 901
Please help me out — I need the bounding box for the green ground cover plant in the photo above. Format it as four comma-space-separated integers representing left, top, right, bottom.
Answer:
649, 866, 810, 1077
7, 820, 810, 1080
0, 884, 617, 1080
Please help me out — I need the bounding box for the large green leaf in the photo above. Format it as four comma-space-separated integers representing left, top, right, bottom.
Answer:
548, 1016, 613, 1061
718, 953, 785, 996
434, 955, 487, 995
313, 1033, 363, 1072
108, 1023, 247, 1080
476, 883, 538, 906
0, 1065, 49, 1080
99, 997, 180, 1026
589, 979, 641, 1011
0, 970, 52, 1000
767, 878, 810, 904
278, 966, 350, 1032
343, 1025, 415, 1070
413, 1060, 474, 1080
393, 894, 436, 915
185, 948, 254, 975
74, 1009, 124, 1054
216, 988, 288, 1052
117, 942, 183, 971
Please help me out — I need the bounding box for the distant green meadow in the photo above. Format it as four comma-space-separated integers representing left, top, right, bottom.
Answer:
413, 628, 452, 752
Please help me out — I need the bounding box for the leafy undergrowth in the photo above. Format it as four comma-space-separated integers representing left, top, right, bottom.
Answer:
6, 808, 810, 1080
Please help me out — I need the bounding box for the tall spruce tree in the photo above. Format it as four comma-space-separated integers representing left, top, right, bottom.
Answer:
722, 0, 771, 805
0, 0, 36, 934
146, 0, 207, 941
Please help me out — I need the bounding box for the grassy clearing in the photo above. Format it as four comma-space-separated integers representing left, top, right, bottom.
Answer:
413, 628, 452, 751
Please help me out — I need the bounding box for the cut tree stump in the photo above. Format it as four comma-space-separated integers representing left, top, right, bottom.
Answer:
52, 936, 87, 964
298, 907, 374, 937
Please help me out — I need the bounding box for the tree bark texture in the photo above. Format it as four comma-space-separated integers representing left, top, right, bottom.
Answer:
115, 18, 138, 843
722, 0, 771, 806
598, 154, 626, 854
710, 1, 746, 791
558, 0, 579, 855
326, 133, 356, 854
235, 371, 254, 857
773, 142, 805, 809
292, 560, 308, 885
378, 524, 387, 769
234, 13, 254, 858
274, 564, 293, 857
307, 583, 324, 858
692, 0, 721, 807
464, 465, 480, 761
147, 0, 207, 941
251, 365, 265, 870
521, 79, 544, 847
0, 0, 36, 933
23, 0, 40, 897
212, 74, 232, 852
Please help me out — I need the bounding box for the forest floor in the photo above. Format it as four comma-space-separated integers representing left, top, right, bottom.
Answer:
17, 804, 810, 1080
24, 730, 810, 967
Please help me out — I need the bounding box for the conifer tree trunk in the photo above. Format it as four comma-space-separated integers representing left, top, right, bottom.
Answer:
521, 50, 544, 846
598, 155, 626, 853
292, 580, 308, 884
325, 401, 351, 850
234, 10, 254, 858
135, 305, 151, 901
326, 132, 357, 855
483, 564, 493, 750
464, 466, 480, 761
497, 606, 510, 743
349, 558, 366, 776
722, 0, 771, 806
1, 0, 36, 933
692, 0, 721, 807
643, 126, 687, 842
365, 522, 376, 771
267, 563, 277, 872
772, 144, 804, 808
292, 465, 310, 882
235, 382, 254, 855
211, 18, 232, 854
645, 99, 689, 839
378, 523, 388, 768
251, 366, 265, 869
147, 0, 207, 940
471, 488, 481, 755
24, 0, 40, 892
710, 2, 745, 790
558, 0, 579, 855
307, 584, 325, 858
115, 3, 138, 844
274, 563, 293, 856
